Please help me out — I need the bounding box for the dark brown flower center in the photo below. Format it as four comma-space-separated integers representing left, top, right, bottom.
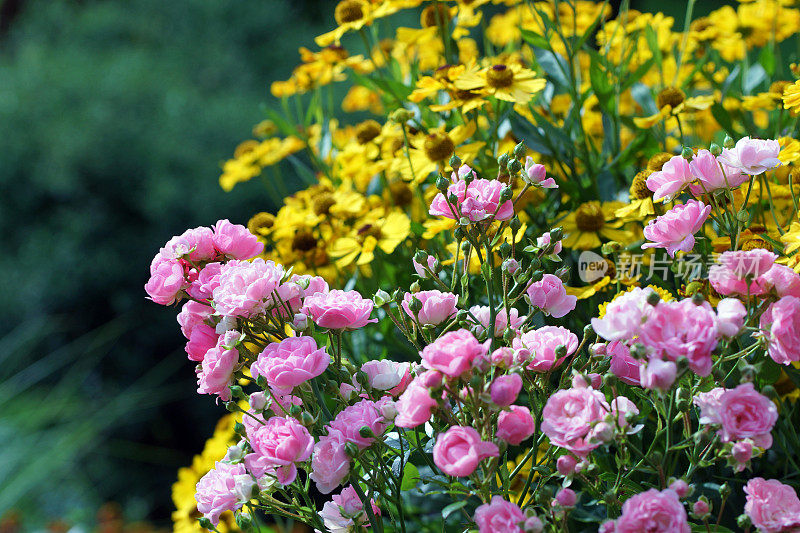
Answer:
423, 133, 455, 162
575, 203, 605, 232
356, 119, 382, 145
656, 86, 685, 110
292, 230, 318, 252
421, 4, 451, 28
247, 212, 275, 235
630, 170, 653, 200
313, 193, 336, 215
486, 64, 515, 89
389, 181, 413, 207
357, 223, 383, 241
335, 0, 365, 24
647, 152, 674, 171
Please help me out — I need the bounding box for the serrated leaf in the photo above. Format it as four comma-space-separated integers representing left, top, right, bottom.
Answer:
400, 462, 420, 490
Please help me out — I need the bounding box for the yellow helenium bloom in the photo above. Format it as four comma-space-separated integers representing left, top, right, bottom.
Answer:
393, 122, 484, 183
454, 63, 546, 104
633, 87, 714, 129
559, 201, 634, 250
783, 80, 800, 112
329, 209, 411, 266
316, 0, 399, 47
782, 223, 800, 273
615, 170, 656, 220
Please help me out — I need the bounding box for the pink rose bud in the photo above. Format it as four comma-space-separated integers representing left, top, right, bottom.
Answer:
588, 373, 602, 389
640, 359, 677, 391
249, 392, 268, 411
732, 441, 753, 464
380, 400, 398, 421
524, 157, 557, 188
491, 347, 515, 368
692, 499, 710, 518
525, 274, 577, 318
555, 488, 577, 508
418, 369, 443, 389
413, 255, 438, 278
490, 374, 523, 406
433, 426, 499, 477
556, 455, 578, 476
716, 298, 746, 337
292, 313, 309, 331
524, 516, 544, 533
496, 406, 536, 445
590, 342, 607, 357
590, 421, 614, 444
503, 258, 520, 274
669, 479, 690, 499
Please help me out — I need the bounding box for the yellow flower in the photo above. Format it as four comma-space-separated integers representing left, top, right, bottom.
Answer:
784, 79, 800, 113
559, 201, 635, 250
597, 284, 674, 318
316, 0, 399, 47
342, 85, 385, 114
393, 122, 484, 183
782, 223, 800, 269
504, 445, 549, 504
633, 87, 714, 129
329, 209, 411, 266
454, 62, 546, 104
615, 170, 656, 220
219, 136, 305, 192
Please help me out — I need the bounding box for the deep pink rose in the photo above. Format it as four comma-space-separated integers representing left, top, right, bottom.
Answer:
429, 166, 514, 222
710, 250, 777, 296
639, 358, 677, 391
646, 155, 693, 201
642, 200, 711, 257
608, 341, 641, 386
244, 415, 314, 485
196, 332, 240, 400
473, 496, 526, 533
717, 383, 777, 446
433, 426, 499, 477
177, 300, 213, 338
525, 274, 577, 318
541, 387, 610, 458
513, 326, 578, 372
402, 290, 458, 325
394, 379, 437, 428
327, 398, 387, 449
302, 289, 376, 330
490, 374, 522, 407
744, 478, 800, 533
251, 336, 329, 394
763, 264, 800, 298
187, 262, 223, 300
159, 226, 216, 263
760, 296, 800, 365
496, 405, 535, 445
212, 219, 264, 259
421, 329, 487, 377
310, 430, 351, 494
186, 323, 219, 362
614, 489, 690, 533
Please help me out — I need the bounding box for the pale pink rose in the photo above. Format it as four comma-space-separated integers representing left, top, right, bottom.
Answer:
524, 157, 557, 188
513, 326, 578, 373
474, 496, 526, 533
537, 231, 562, 257
646, 155, 693, 201
187, 261, 223, 300
413, 255, 438, 278
212, 258, 284, 317
525, 274, 577, 318
244, 415, 314, 485
186, 324, 219, 362
638, 299, 719, 377
402, 290, 458, 325
613, 489, 689, 533
310, 430, 351, 494
394, 379, 437, 428
710, 249, 777, 296
469, 305, 527, 337
607, 341, 642, 386
642, 200, 711, 257
688, 149, 747, 195
249, 391, 267, 411
360, 360, 411, 396
145, 259, 187, 305
732, 441, 753, 472
717, 137, 782, 175
496, 405, 535, 445
490, 374, 522, 406
762, 264, 800, 298
420, 329, 487, 377
744, 478, 800, 533
159, 226, 216, 263
327, 398, 387, 449
196, 331, 240, 400
591, 287, 654, 342
251, 336, 329, 394
693, 387, 725, 425
610, 396, 640, 433
302, 289, 376, 330
760, 296, 800, 364
433, 426, 499, 477
177, 301, 213, 338
668, 479, 690, 499
490, 347, 515, 368
717, 383, 777, 446
541, 387, 610, 458
639, 358, 677, 391
275, 274, 329, 316
418, 369, 443, 389
716, 298, 747, 337
556, 455, 578, 476
320, 485, 380, 533
195, 461, 250, 525
212, 219, 264, 259
555, 488, 577, 507
429, 166, 514, 221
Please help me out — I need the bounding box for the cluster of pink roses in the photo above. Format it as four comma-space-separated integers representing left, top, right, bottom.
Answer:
428, 165, 514, 222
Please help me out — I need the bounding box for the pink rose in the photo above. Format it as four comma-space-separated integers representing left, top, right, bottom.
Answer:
638, 298, 719, 377
610, 396, 640, 433
473, 496, 526, 533
186, 324, 219, 362
513, 326, 578, 372
212, 219, 264, 259
591, 287, 654, 342
187, 262, 223, 300
537, 231, 562, 258
556, 455, 578, 476
145, 259, 187, 305
327, 398, 387, 449
310, 430, 351, 494
320, 485, 380, 533
429, 166, 514, 222
555, 488, 577, 507
212, 258, 284, 317
646, 155, 693, 201
196, 331, 240, 400
760, 296, 800, 365
608, 341, 641, 386
394, 379, 437, 428
763, 264, 800, 298
490, 347, 515, 368
717, 383, 777, 446
541, 387, 610, 458
469, 305, 526, 337
717, 137, 782, 175
716, 298, 747, 337
251, 336, 329, 394
642, 200, 711, 257
496, 405, 535, 445
524, 157, 557, 188
525, 274, 577, 318
732, 441, 753, 471
177, 300, 213, 338
433, 426, 499, 477
490, 374, 522, 406
420, 329, 487, 377
244, 415, 314, 485
360, 360, 412, 396
413, 255, 438, 278
195, 461, 251, 526
159, 226, 216, 263
302, 289, 376, 330
744, 478, 800, 533
710, 250, 777, 296
613, 489, 689, 533
402, 290, 458, 325
688, 149, 747, 195
639, 358, 677, 391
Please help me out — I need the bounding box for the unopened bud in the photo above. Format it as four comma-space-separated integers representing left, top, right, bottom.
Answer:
498, 153, 510, 169
601, 241, 621, 255
509, 216, 522, 233
709, 143, 722, 156
500, 186, 514, 201
682, 146, 694, 159
554, 266, 570, 282
373, 290, 390, 307
449, 154, 461, 169
436, 175, 449, 192
410, 281, 421, 293
514, 142, 526, 159
723, 135, 735, 149
737, 514, 751, 529
507, 159, 522, 174
301, 411, 316, 426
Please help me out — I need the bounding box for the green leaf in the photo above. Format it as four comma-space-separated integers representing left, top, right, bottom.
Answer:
589, 54, 614, 111
442, 500, 468, 520
759, 46, 776, 76
690, 525, 735, 533
644, 26, 663, 68
400, 462, 420, 490
520, 29, 550, 50
710, 102, 737, 137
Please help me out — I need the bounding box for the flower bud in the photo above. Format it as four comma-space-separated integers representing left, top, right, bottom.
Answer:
503, 258, 520, 274
668, 479, 690, 499
524, 516, 544, 533
723, 135, 735, 149
436, 175, 449, 192
500, 186, 514, 202
249, 391, 268, 411
301, 411, 316, 426
499, 242, 511, 258
601, 241, 621, 254
373, 290, 391, 307
289, 404, 302, 418
380, 400, 398, 421
720, 482, 732, 498
555, 488, 577, 508
675, 387, 692, 412
709, 143, 722, 156
692, 498, 711, 519
410, 281, 421, 293
449, 153, 462, 169
509, 216, 522, 233
732, 441, 753, 465
514, 142, 526, 159
507, 159, 522, 174
389, 108, 414, 123
681, 146, 694, 160
292, 313, 309, 331
498, 153, 510, 168
646, 291, 661, 306
557, 455, 578, 476
737, 514, 752, 529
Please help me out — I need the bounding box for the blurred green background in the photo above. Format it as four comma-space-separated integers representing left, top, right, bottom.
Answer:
0, 0, 728, 528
